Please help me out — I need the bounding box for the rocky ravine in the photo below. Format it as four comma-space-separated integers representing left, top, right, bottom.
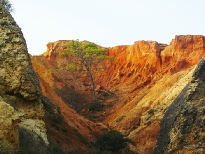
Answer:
1, 1, 205, 153
32, 35, 205, 153
0, 3, 108, 153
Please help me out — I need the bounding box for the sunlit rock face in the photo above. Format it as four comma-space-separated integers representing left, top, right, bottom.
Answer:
103, 35, 205, 153
2, 0, 205, 153
161, 35, 205, 73
153, 58, 205, 154
32, 35, 205, 153
107, 35, 205, 88
0, 3, 48, 153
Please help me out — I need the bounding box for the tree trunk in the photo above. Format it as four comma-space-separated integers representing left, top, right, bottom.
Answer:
83, 61, 97, 102
87, 70, 97, 102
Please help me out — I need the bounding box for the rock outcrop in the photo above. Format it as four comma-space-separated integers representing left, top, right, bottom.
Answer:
161, 35, 205, 73
31, 55, 108, 152
35, 35, 205, 153
2, 0, 205, 153
153, 58, 205, 154
0, 3, 48, 153
104, 35, 205, 153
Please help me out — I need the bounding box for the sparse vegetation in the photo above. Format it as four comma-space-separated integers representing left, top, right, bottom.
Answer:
0, 0, 13, 12
89, 101, 103, 112
95, 130, 131, 153
62, 40, 113, 103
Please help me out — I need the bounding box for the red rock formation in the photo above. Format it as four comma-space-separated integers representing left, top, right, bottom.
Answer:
107, 41, 163, 88
161, 35, 205, 73
103, 35, 205, 153
31, 55, 108, 151
31, 35, 205, 153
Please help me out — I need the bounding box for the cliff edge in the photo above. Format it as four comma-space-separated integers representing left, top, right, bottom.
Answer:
0, 3, 48, 153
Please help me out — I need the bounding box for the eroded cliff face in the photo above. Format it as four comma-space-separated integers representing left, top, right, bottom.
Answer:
162, 35, 205, 73
0, 3, 48, 153
104, 35, 205, 153
31, 54, 108, 152
2, 1, 204, 153
32, 35, 205, 153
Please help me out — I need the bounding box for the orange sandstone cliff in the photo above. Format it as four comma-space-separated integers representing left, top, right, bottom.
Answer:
31, 35, 205, 153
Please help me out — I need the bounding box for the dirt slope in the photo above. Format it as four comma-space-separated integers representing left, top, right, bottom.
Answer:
31, 35, 205, 153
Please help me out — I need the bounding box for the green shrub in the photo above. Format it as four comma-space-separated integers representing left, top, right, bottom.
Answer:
95, 130, 130, 153
89, 101, 103, 111
0, 0, 13, 12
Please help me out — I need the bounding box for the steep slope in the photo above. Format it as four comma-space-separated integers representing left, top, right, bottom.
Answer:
2, 0, 205, 153
31, 55, 108, 151
32, 35, 205, 153
153, 58, 205, 154
104, 35, 205, 153
0, 3, 48, 153
104, 66, 195, 153
0, 3, 103, 153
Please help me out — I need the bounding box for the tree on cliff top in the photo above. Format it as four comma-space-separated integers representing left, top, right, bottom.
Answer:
62, 39, 113, 104
0, 0, 13, 12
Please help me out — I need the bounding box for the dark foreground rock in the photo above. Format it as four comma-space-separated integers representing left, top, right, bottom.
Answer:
153, 58, 205, 154
0, 2, 48, 153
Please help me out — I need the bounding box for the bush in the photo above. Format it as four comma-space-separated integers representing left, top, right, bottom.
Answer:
89, 101, 103, 111
0, 0, 13, 12
95, 130, 130, 153
48, 143, 64, 154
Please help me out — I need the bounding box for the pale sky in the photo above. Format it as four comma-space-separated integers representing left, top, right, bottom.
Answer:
10, 0, 205, 55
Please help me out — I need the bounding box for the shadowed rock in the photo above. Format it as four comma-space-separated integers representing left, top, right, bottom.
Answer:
0, 3, 48, 153
153, 58, 205, 154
